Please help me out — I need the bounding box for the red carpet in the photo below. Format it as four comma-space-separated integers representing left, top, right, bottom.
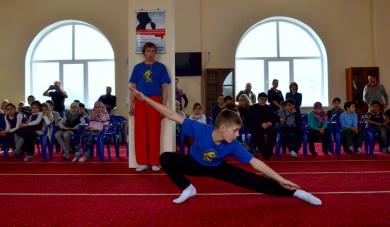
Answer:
1, 145, 390, 226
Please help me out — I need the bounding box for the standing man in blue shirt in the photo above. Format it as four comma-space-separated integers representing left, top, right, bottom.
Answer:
130, 86, 322, 206
129, 42, 171, 172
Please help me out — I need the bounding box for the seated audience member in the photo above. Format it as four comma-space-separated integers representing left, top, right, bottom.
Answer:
364, 100, 390, 153
189, 103, 207, 124
308, 102, 330, 155
14, 101, 43, 161
74, 101, 109, 162
249, 92, 277, 159
223, 96, 236, 111
55, 102, 85, 160
45, 100, 61, 124
277, 98, 302, 157
211, 95, 225, 122
237, 94, 251, 143
17, 102, 27, 118
0, 103, 23, 151
327, 97, 344, 119
339, 101, 363, 154
36, 103, 57, 143
175, 100, 186, 117
79, 103, 90, 123
0, 99, 9, 114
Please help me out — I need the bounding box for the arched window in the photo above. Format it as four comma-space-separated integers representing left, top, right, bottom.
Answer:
235, 17, 328, 107
25, 20, 115, 108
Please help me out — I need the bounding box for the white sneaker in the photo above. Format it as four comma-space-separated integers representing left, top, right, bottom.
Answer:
357, 148, 362, 153
290, 150, 297, 157
72, 157, 79, 162
151, 165, 161, 171
135, 165, 149, 172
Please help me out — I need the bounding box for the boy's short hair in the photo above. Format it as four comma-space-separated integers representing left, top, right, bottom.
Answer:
223, 96, 233, 102
344, 101, 354, 110
285, 98, 295, 105
258, 92, 268, 99
215, 109, 242, 128
142, 42, 157, 53
371, 100, 381, 106
79, 103, 85, 108
332, 97, 341, 103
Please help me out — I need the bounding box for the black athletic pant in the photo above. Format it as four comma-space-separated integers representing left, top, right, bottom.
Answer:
160, 152, 294, 197
253, 127, 277, 159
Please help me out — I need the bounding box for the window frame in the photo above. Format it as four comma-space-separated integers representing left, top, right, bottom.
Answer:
235, 16, 328, 107
25, 20, 115, 108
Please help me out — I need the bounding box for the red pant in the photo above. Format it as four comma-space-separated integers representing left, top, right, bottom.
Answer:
134, 96, 161, 166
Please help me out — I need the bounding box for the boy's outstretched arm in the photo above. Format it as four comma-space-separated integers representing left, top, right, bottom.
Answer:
129, 87, 186, 124
249, 157, 300, 190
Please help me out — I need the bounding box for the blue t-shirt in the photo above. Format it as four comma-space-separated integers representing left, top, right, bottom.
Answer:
182, 118, 253, 166
129, 61, 171, 96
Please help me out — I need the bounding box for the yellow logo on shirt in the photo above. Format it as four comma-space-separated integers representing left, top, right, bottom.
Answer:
202, 151, 216, 162
144, 70, 152, 83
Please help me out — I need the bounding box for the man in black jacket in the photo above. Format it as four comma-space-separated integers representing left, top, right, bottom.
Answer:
249, 92, 277, 159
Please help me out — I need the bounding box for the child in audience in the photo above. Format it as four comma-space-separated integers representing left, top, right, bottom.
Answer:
277, 99, 302, 157
45, 100, 61, 124
308, 102, 329, 155
237, 94, 251, 144
189, 103, 207, 124
327, 97, 344, 119
130, 87, 322, 206
73, 101, 109, 162
0, 103, 23, 151
339, 101, 363, 153
223, 96, 236, 111
364, 100, 390, 153
36, 103, 58, 143
0, 99, 9, 114
55, 102, 85, 160
14, 101, 43, 161
79, 103, 90, 123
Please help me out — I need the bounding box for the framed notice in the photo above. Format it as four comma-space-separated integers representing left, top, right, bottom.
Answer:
135, 10, 166, 54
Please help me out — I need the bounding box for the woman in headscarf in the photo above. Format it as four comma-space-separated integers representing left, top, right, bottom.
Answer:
73, 101, 109, 162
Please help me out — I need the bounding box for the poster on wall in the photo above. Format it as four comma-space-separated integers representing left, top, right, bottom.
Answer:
135, 10, 166, 54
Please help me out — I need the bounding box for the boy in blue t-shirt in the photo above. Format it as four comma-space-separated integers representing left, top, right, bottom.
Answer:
339, 101, 363, 153
130, 87, 322, 206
